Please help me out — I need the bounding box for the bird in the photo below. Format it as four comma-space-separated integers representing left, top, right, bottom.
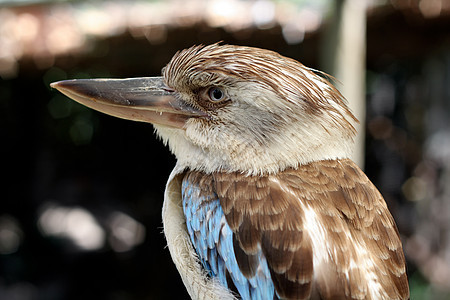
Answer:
51, 44, 410, 300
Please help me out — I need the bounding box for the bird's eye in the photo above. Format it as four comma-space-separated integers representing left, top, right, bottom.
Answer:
208, 87, 225, 102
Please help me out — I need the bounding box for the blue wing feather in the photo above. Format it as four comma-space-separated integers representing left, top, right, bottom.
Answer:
182, 173, 276, 300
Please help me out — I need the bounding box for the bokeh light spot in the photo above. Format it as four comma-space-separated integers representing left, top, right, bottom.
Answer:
38, 203, 105, 251
0, 215, 23, 255
107, 211, 146, 253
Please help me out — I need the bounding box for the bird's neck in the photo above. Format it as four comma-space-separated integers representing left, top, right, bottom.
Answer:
155, 124, 355, 176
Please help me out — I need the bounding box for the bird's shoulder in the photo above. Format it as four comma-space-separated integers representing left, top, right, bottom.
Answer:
183, 158, 409, 299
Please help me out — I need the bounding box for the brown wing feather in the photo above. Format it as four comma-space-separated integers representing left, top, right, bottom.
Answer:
213, 159, 409, 299
214, 172, 314, 299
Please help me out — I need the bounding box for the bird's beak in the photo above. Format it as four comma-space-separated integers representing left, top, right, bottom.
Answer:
50, 77, 205, 128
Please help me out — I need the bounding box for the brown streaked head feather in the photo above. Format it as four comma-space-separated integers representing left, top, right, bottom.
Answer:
163, 44, 356, 135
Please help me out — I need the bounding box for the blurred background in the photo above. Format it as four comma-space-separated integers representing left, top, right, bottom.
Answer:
1, 0, 450, 299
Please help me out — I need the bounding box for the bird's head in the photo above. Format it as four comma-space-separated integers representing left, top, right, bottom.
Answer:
52, 44, 357, 175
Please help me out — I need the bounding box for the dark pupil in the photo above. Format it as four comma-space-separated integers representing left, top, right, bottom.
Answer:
212, 88, 223, 100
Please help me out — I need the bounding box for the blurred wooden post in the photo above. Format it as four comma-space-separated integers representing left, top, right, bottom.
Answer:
321, 0, 367, 168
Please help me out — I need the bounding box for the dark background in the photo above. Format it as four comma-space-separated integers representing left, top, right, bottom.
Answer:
1, 1, 450, 299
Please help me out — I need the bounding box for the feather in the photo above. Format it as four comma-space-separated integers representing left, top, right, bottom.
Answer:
182, 171, 275, 299
182, 158, 409, 300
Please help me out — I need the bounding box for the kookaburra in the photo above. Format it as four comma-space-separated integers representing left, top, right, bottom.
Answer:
51, 44, 409, 299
